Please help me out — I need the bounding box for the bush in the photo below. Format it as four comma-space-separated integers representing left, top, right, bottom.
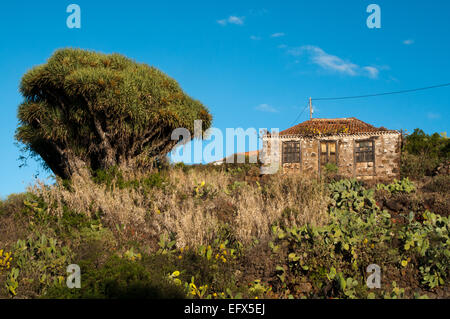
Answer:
328, 179, 378, 213
422, 175, 450, 195
398, 211, 449, 289
376, 178, 416, 194
45, 255, 186, 299
324, 163, 338, 174
401, 129, 449, 179
401, 153, 440, 179
403, 129, 449, 159
270, 178, 450, 298
7, 232, 74, 297
72, 226, 117, 266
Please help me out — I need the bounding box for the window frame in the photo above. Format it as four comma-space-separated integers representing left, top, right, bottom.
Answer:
282, 141, 301, 164
319, 140, 338, 166
355, 139, 375, 163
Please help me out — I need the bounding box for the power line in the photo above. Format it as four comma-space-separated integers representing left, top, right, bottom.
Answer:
312, 82, 450, 101
289, 103, 309, 127
288, 82, 450, 127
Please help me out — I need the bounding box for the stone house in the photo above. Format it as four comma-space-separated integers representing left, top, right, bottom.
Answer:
261, 117, 402, 180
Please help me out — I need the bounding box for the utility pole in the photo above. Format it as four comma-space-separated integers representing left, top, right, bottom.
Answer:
309, 97, 313, 120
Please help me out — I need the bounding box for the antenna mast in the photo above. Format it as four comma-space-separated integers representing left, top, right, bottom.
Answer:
309, 97, 313, 120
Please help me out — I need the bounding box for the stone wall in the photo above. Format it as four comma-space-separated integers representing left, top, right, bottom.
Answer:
373, 133, 402, 180
262, 133, 401, 180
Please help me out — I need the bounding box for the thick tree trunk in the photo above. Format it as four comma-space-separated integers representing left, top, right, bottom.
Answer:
37, 141, 88, 180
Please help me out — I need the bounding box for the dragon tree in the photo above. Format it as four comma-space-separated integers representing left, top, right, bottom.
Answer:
15, 48, 211, 179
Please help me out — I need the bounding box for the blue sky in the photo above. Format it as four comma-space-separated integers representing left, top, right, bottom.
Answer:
1, 0, 449, 197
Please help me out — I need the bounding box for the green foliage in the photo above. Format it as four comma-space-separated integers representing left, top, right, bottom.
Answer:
193, 181, 218, 200
221, 156, 261, 177
399, 211, 449, 289
383, 281, 406, 299
45, 255, 185, 299
91, 166, 125, 188
5, 268, 19, 297
224, 181, 247, 196
334, 272, 359, 299
166, 272, 210, 298
16, 48, 212, 179
401, 153, 440, 179
0, 250, 12, 271
10, 232, 73, 296
22, 195, 103, 239
324, 162, 338, 174
376, 178, 416, 194
72, 226, 117, 265
92, 167, 167, 192
401, 129, 449, 179
161, 236, 243, 298
2, 160, 449, 299
270, 178, 449, 298
403, 129, 449, 159
270, 201, 392, 298
247, 279, 272, 298
328, 179, 378, 213
157, 233, 177, 255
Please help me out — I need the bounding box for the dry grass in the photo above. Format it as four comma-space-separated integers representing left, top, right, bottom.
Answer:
29, 166, 330, 250
0, 193, 31, 249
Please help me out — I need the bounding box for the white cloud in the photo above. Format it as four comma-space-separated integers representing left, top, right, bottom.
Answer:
271, 32, 285, 38
217, 15, 244, 26
403, 39, 414, 45
292, 45, 358, 75
363, 66, 379, 79
217, 19, 227, 26
277, 44, 287, 49
288, 45, 379, 78
250, 35, 261, 40
255, 104, 278, 113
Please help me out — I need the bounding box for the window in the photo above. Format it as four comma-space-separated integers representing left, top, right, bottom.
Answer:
355, 140, 374, 162
282, 141, 300, 163
320, 141, 337, 166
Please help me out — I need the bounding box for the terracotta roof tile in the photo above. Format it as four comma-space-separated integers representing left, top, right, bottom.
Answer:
278, 117, 395, 136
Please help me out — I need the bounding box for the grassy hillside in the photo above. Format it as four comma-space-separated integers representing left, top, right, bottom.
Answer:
0, 160, 448, 299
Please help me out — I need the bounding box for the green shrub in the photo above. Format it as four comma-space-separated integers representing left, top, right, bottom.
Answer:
403, 129, 449, 159
376, 178, 416, 194
91, 166, 125, 189
401, 129, 449, 179
45, 255, 185, 299
8, 232, 73, 297
401, 153, 439, 179
92, 167, 167, 192
398, 211, 449, 289
324, 163, 338, 174
328, 179, 378, 213
153, 236, 240, 296
72, 226, 117, 266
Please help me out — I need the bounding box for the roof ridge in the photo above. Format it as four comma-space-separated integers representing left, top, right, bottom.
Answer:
279, 117, 392, 136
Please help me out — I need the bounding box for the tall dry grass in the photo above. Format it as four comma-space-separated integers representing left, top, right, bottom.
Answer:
30, 166, 330, 249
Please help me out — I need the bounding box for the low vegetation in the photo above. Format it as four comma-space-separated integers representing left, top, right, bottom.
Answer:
0, 157, 448, 299
401, 129, 449, 179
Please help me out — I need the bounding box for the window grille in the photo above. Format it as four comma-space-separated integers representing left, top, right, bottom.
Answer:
355, 140, 374, 162
282, 141, 301, 163
320, 141, 337, 166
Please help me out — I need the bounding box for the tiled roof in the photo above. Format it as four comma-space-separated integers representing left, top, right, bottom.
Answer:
278, 117, 396, 136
